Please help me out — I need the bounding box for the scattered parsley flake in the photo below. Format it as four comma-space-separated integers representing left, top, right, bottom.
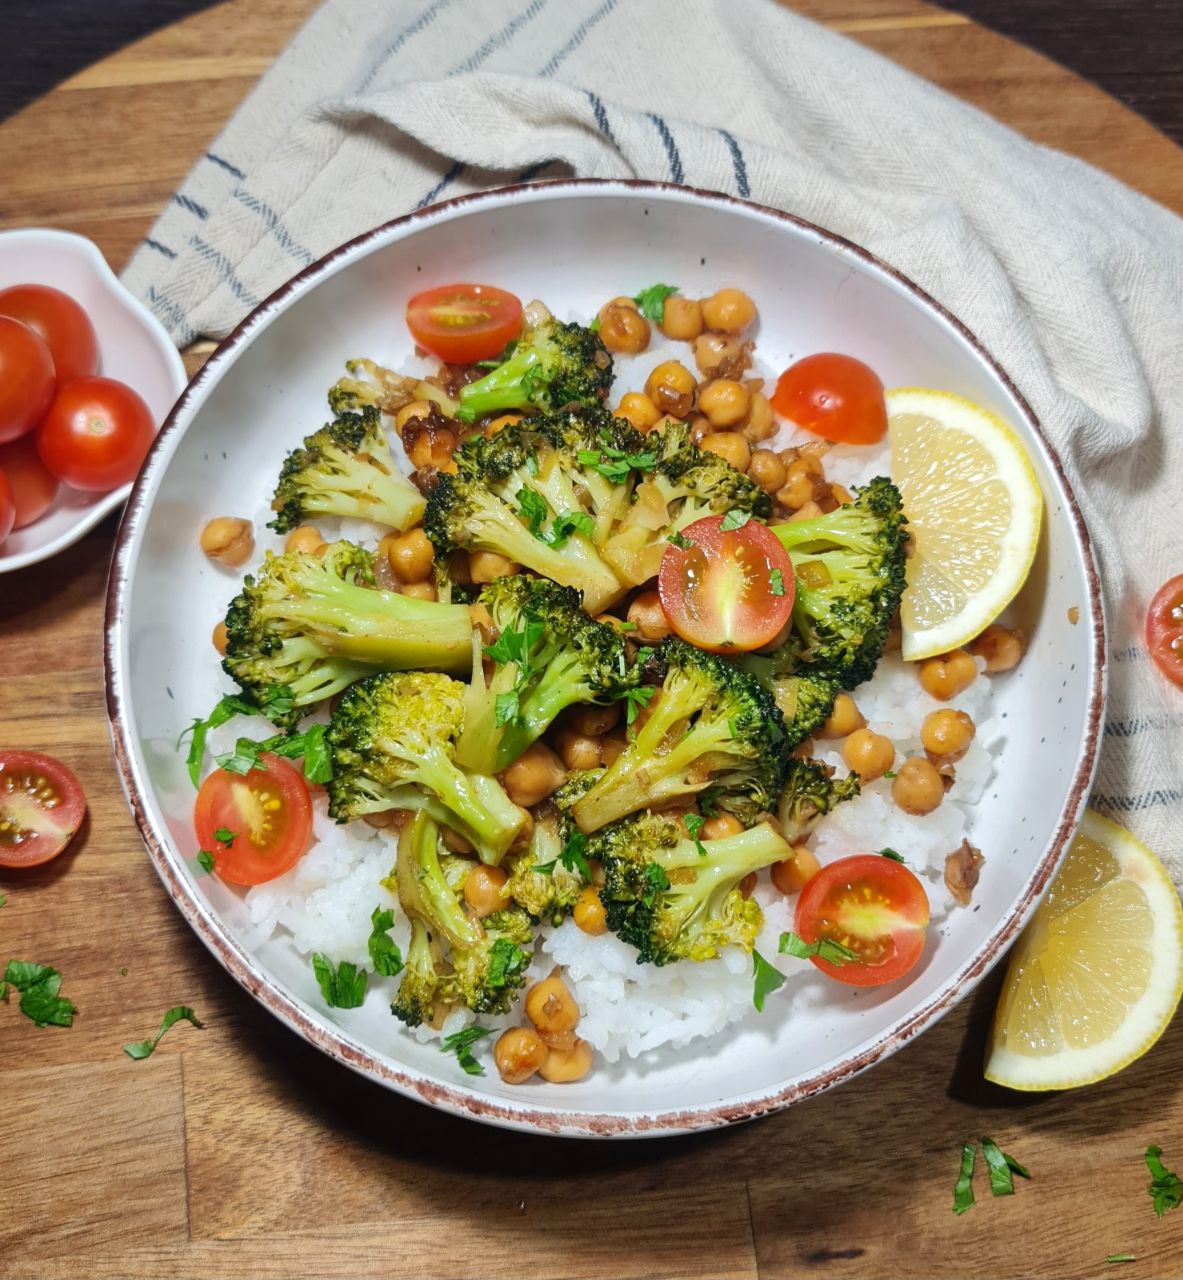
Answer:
1106, 1254, 1136, 1264
769, 567, 786, 597
0, 894, 6, 910
699, 787, 721, 818
2, 960, 77, 1028
196, 850, 216, 874
880, 847, 904, 863
883, 770, 897, 779
545, 510, 595, 548
179, 693, 257, 786
515, 486, 551, 539
123, 1006, 204, 1060
536, 831, 593, 883
642, 862, 670, 909
667, 530, 694, 550
684, 813, 708, 857
617, 621, 638, 632
442, 1024, 492, 1075
720, 509, 753, 532
118, 967, 128, 977
752, 949, 786, 1012
214, 723, 332, 783
631, 283, 679, 322
953, 1143, 976, 1216
486, 938, 528, 991
367, 907, 404, 977
778, 931, 860, 965
311, 954, 367, 1009
980, 1137, 1029, 1197
261, 684, 294, 720
1145, 1145, 1182, 1218
616, 682, 655, 727
212, 827, 236, 846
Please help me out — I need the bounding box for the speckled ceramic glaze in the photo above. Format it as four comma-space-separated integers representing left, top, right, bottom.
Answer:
105, 181, 1105, 1138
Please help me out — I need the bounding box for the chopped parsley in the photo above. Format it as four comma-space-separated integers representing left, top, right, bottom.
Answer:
1106, 1255, 1135, 1265
980, 1137, 1030, 1196
2, 960, 77, 1028
367, 907, 404, 978
442, 1024, 492, 1075
769, 567, 786, 597
879, 847, 904, 863
778, 931, 860, 965
720, 509, 752, 532
883, 770, 897, 779
953, 1143, 976, 1215
123, 1006, 204, 1060
178, 692, 257, 786
212, 827, 237, 846
311, 954, 367, 1009
546, 510, 595, 547
642, 861, 670, 908
616, 682, 655, 727
484, 612, 546, 732
0, 894, 6, 910
684, 813, 708, 857
1145, 1145, 1182, 1218
515, 486, 551, 538
196, 850, 216, 874
631, 283, 679, 323
215, 722, 333, 783
576, 433, 657, 485
486, 938, 528, 992
698, 787, 721, 818
667, 530, 695, 550
534, 830, 592, 883
752, 949, 786, 1012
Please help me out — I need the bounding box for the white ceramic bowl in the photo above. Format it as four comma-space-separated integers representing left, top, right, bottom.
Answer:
0, 228, 187, 573
105, 181, 1105, 1137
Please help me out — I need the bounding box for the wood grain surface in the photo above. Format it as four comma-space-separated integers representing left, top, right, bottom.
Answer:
2, 3, 1182, 1278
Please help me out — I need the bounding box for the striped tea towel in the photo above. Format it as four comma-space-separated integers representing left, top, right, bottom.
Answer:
121, 0, 1183, 875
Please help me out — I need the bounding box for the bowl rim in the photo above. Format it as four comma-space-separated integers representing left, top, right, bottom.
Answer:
0, 227, 189, 574
103, 178, 1107, 1138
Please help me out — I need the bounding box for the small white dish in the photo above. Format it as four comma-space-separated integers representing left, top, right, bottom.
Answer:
0, 228, 187, 574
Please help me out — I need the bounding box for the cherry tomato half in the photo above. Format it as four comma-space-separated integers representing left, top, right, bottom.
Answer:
0, 284, 99, 384
794, 853, 930, 987
406, 284, 523, 364
770, 353, 887, 445
0, 435, 59, 529
194, 753, 313, 886
0, 469, 13, 547
0, 750, 87, 868
1147, 574, 1183, 689
0, 316, 55, 444
37, 376, 156, 492
658, 514, 795, 653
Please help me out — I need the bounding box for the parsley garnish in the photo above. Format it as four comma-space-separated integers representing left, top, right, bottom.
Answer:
0, 893, 6, 910
720, 509, 752, 532
953, 1143, 976, 1216
981, 1137, 1030, 1196
667, 530, 694, 550
442, 1025, 492, 1075
2, 960, 77, 1028
484, 613, 546, 733
261, 684, 295, 721
196, 850, 215, 874
214, 723, 333, 783
178, 692, 257, 786
684, 813, 708, 857
642, 861, 670, 908
367, 907, 404, 977
883, 770, 897, 779
752, 949, 786, 1012
699, 787, 721, 818
534, 830, 592, 883
617, 620, 638, 632
546, 510, 595, 548
494, 689, 521, 728
122, 1006, 204, 1060
212, 827, 236, 846
515, 486, 551, 538
778, 931, 860, 965
632, 283, 679, 323
1145, 1145, 1182, 1218
1106, 1255, 1136, 1264
486, 939, 528, 991
616, 683, 655, 727
576, 432, 657, 484
311, 954, 367, 1009
769, 567, 786, 597
879, 847, 904, 863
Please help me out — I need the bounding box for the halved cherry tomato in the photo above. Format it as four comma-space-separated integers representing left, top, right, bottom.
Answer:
0, 435, 59, 529
770, 353, 887, 445
406, 284, 523, 364
658, 514, 795, 653
794, 853, 930, 987
0, 284, 99, 384
0, 468, 14, 547
194, 753, 313, 886
1146, 574, 1183, 689
0, 316, 55, 444
0, 750, 87, 867
36, 376, 155, 492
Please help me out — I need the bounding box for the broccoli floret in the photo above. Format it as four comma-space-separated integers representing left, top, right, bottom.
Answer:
390, 918, 440, 1028
738, 652, 840, 750
328, 357, 458, 418
771, 477, 908, 689
456, 303, 612, 423
455, 575, 628, 774
777, 757, 861, 843
603, 418, 771, 586
441, 907, 535, 1016
326, 671, 527, 865
502, 803, 585, 925
222, 541, 471, 722
568, 638, 788, 832
267, 406, 425, 534
590, 812, 792, 965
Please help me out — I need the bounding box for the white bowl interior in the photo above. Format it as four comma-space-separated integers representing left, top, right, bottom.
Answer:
112, 186, 1100, 1134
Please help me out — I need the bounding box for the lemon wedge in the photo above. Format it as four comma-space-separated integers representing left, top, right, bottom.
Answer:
985, 810, 1183, 1091
887, 388, 1043, 661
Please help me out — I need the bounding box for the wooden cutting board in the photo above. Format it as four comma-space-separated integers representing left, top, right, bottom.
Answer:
2, 3, 1181, 1277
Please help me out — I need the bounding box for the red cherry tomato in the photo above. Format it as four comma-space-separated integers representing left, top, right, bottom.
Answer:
658, 514, 795, 653
0, 284, 99, 384
0, 468, 14, 547
36, 376, 156, 492
0, 316, 55, 444
0, 750, 87, 867
194, 753, 313, 887
794, 853, 930, 987
770, 353, 887, 445
1146, 574, 1183, 689
0, 436, 59, 529
406, 284, 523, 364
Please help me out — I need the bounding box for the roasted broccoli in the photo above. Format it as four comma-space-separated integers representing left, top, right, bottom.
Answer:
777, 757, 861, 843
267, 406, 425, 534
738, 652, 840, 750
589, 811, 793, 965
501, 803, 586, 925
456, 302, 612, 423
328, 356, 458, 418
326, 671, 528, 865
567, 638, 788, 832
770, 477, 908, 689
455, 575, 628, 774
390, 917, 440, 1028
222, 541, 471, 721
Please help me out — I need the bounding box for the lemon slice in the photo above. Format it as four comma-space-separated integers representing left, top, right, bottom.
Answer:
887, 388, 1043, 661
985, 811, 1183, 1091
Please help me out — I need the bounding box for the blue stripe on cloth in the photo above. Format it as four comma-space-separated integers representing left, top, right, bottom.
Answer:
173, 193, 209, 219
453, 0, 549, 75
647, 113, 684, 184
416, 160, 467, 210
206, 152, 246, 179
1105, 713, 1183, 739
516, 160, 553, 182
717, 129, 750, 197
144, 238, 177, 259
234, 191, 314, 265
1093, 788, 1183, 814
146, 286, 196, 345
360, 0, 457, 91
540, 0, 618, 77
583, 90, 618, 148
191, 238, 259, 307
1111, 646, 1146, 662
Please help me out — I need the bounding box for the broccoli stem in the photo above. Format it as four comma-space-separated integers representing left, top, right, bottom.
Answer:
455, 349, 543, 423
396, 810, 482, 950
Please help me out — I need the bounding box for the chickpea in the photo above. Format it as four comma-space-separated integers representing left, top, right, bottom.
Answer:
385, 527, 434, 582
400, 580, 436, 601
739, 871, 758, 899
469, 549, 518, 584
971, 624, 1026, 673
525, 974, 580, 1036
771, 845, 821, 895
284, 524, 326, 556
688, 414, 713, 445
363, 809, 402, 830
597, 299, 650, 355
702, 813, 744, 840
627, 589, 671, 642
212, 620, 228, 655
573, 884, 608, 935
698, 379, 751, 429
692, 332, 744, 378
842, 729, 895, 782
494, 1026, 548, 1084
699, 431, 751, 473
918, 649, 978, 700
554, 727, 603, 772
644, 360, 697, 419
742, 391, 776, 443
748, 449, 787, 494
818, 693, 866, 739
701, 288, 757, 335
464, 864, 508, 918
776, 457, 827, 511
661, 295, 704, 341
200, 516, 254, 568
566, 703, 620, 737
501, 741, 567, 808
539, 1027, 579, 1052
786, 499, 824, 523
407, 425, 456, 471
440, 825, 475, 854
615, 391, 661, 433
394, 399, 432, 434
600, 733, 628, 766
921, 709, 976, 764
537, 1037, 593, 1083
830, 484, 854, 507
892, 757, 945, 815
